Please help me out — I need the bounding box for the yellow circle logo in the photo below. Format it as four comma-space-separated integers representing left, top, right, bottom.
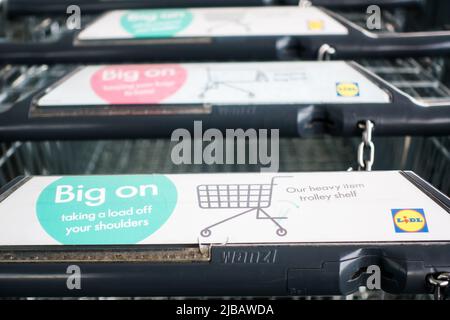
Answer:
393, 209, 427, 232
336, 82, 360, 97
308, 20, 324, 31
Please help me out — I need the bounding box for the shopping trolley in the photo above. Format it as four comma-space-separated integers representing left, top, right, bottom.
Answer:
2, 0, 424, 16
198, 176, 292, 238
2, 6, 450, 64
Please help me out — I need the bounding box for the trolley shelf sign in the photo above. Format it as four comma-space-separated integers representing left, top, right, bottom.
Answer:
0, 171, 449, 246
36, 61, 390, 107
77, 7, 349, 41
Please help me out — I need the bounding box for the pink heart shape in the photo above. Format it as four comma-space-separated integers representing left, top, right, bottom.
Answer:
90, 64, 187, 104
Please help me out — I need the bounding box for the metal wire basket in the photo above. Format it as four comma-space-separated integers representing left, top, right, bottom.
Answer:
0, 18, 448, 300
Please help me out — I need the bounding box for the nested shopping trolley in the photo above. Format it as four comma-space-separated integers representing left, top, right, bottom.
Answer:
197, 176, 292, 238
0, 58, 449, 195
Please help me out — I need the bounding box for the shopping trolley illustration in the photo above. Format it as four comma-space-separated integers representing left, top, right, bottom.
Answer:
203, 11, 251, 34
197, 176, 292, 238
199, 67, 269, 98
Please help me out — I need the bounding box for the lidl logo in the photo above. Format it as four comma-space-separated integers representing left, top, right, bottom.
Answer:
391, 209, 428, 233
308, 20, 324, 31
336, 82, 360, 97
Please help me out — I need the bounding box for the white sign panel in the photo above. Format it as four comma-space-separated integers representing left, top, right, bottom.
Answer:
37, 61, 390, 107
77, 7, 348, 40
0, 171, 448, 246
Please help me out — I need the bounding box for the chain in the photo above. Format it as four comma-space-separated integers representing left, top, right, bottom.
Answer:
298, 0, 312, 8
357, 120, 375, 171
428, 272, 450, 300
317, 44, 336, 61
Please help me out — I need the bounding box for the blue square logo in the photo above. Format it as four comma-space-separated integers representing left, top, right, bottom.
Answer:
391, 209, 428, 233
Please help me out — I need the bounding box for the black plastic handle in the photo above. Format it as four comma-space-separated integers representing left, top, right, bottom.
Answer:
3, 0, 270, 16
305, 9, 450, 59
306, 0, 424, 8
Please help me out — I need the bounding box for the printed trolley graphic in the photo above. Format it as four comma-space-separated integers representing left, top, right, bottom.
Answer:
199, 67, 269, 98
197, 176, 292, 237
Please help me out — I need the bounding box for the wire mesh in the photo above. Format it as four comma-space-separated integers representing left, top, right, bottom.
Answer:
356, 57, 450, 195
359, 57, 450, 102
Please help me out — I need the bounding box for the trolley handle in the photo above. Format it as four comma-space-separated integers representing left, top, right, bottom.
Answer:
4, 0, 271, 16
3, 0, 423, 17
308, 0, 423, 8
319, 8, 450, 59
348, 32, 450, 59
